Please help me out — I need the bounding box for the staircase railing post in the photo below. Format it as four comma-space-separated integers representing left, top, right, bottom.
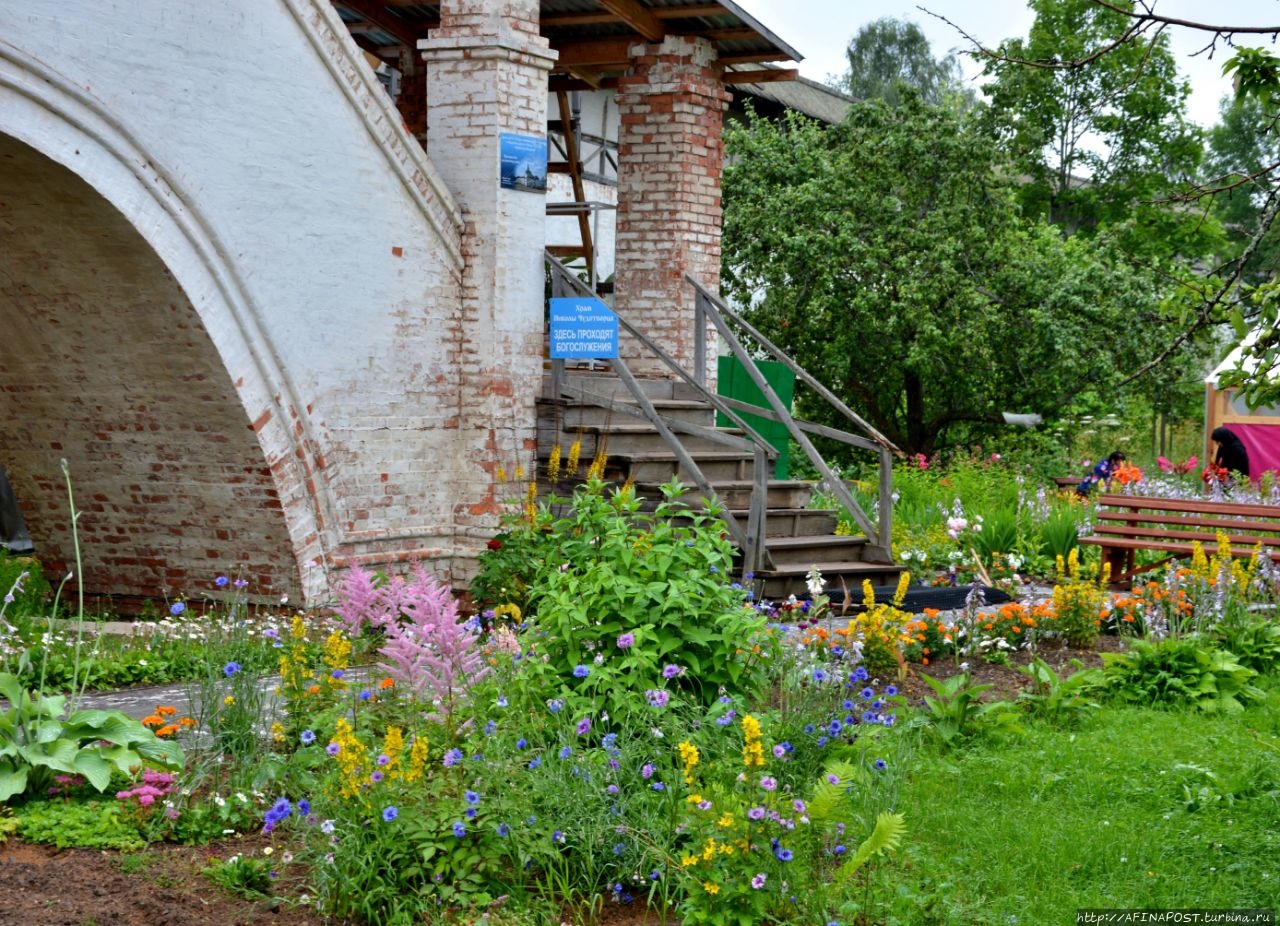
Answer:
694, 291, 707, 390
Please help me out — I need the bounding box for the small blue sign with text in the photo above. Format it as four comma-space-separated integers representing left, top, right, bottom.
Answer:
549, 297, 619, 359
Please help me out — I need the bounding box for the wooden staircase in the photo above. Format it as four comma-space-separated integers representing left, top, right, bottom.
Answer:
537, 369, 904, 600
543, 252, 903, 601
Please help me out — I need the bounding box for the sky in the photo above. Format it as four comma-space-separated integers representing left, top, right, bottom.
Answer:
733, 0, 1280, 127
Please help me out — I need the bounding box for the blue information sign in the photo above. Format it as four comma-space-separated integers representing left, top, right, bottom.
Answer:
549, 297, 619, 359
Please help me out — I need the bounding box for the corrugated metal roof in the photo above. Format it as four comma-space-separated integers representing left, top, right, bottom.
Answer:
333, 1, 801, 79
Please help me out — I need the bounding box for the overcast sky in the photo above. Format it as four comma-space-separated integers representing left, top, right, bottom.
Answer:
734, 0, 1280, 127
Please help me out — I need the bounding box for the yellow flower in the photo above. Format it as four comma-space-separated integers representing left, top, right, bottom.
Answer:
381, 726, 404, 779
702, 881, 720, 895
716, 812, 734, 828
223, 695, 235, 706
741, 714, 765, 768
701, 838, 717, 862
681, 854, 699, 868
404, 734, 429, 783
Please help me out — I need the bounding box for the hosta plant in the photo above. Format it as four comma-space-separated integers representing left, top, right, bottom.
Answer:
0, 672, 183, 802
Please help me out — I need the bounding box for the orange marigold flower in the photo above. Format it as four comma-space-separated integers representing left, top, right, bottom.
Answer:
156, 705, 177, 716
380, 678, 395, 690
142, 714, 164, 728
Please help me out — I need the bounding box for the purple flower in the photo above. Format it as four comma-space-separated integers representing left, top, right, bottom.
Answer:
443, 748, 463, 767
772, 744, 787, 758
617, 633, 635, 649
326, 742, 340, 757
297, 799, 310, 815
376, 754, 390, 767
300, 729, 316, 745
607, 784, 619, 795
774, 847, 794, 862
793, 799, 806, 814
747, 806, 766, 821
641, 763, 655, 780
576, 717, 592, 736
651, 782, 665, 791
370, 770, 383, 783
760, 776, 777, 791
751, 873, 767, 889
662, 664, 682, 679
826, 773, 840, 786
233, 578, 249, 589
573, 664, 590, 678
645, 689, 669, 708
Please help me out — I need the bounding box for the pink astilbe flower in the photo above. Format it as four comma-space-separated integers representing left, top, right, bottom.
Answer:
334, 564, 489, 719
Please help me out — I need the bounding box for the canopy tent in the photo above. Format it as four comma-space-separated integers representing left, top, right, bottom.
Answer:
1205, 345, 1280, 479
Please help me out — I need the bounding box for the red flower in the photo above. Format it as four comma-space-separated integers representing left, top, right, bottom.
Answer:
487, 538, 503, 551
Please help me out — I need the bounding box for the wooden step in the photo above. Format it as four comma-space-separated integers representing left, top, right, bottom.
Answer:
538, 397, 717, 429
616, 451, 760, 483
545, 370, 706, 402
633, 480, 814, 510
753, 560, 906, 601
761, 534, 870, 566
538, 423, 749, 458
728, 508, 840, 538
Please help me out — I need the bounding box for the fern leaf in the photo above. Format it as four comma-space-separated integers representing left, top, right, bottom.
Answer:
834, 812, 906, 885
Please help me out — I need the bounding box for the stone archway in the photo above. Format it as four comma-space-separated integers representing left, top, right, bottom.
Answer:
0, 132, 304, 606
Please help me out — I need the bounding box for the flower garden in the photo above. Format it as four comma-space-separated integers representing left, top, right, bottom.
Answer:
1, 456, 1279, 925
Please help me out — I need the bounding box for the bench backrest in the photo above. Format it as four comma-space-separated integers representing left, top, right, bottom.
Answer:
1092, 493, 1280, 554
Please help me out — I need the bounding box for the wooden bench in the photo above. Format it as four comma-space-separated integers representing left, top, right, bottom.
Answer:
1079, 494, 1280, 584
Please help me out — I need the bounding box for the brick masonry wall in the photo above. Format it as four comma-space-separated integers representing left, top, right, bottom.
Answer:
614, 36, 730, 384
0, 134, 298, 603
421, 0, 556, 580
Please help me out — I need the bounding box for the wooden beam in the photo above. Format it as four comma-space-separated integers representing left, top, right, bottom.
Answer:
717, 51, 795, 65
549, 75, 621, 93
556, 90, 595, 282
552, 37, 635, 69
722, 67, 798, 85
333, 0, 426, 48
542, 4, 727, 28
597, 0, 665, 42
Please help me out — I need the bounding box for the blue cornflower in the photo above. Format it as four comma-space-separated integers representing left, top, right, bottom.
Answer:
496, 823, 510, 837
443, 748, 463, 767
382, 806, 399, 822
885, 685, 899, 696
464, 790, 480, 805
559, 746, 572, 759
170, 602, 186, 617
716, 711, 736, 726
853, 666, 869, 682
271, 797, 292, 819
602, 732, 618, 751
297, 799, 310, 816
300, 729, 316, 745
215, 576, 229, 587
863, 711, 878, 724
828, 719, 842, 736
812, 668, 827, 682
573, 664, 590, 678
452, 821, 466, 837
613, 842, 626, 855
359, 689, 372, 701
774, 847, 794, 862
484, 720, 496, 736
842, 699, 855, 711
803, 723, 815, 734
223, 661, 241, 676
331, 669, 345, 680
834, 844, 847, 855
548, 698, 564, 713
861, 687, 875, 699
516, 738, 528, 749
874, 758, 888, 771
651, 782, 665, 791
528, 756, 542, 770
553, 830, 566, 843
465, 807, 477, 819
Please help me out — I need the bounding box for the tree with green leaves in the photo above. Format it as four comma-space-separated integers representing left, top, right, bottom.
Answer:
721, 97, 1177, 457
981, 0, 1207, 254
833, 17, 975, 109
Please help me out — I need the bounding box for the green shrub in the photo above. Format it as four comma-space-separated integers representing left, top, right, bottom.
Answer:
1101, 639, 1265, 712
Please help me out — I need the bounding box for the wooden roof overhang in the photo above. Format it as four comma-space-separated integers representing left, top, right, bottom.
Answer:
331, 0, 803, 88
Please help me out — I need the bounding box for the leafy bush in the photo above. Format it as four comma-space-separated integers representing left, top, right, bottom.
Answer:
1101, 639, 1265, 712
1049, 549, 1105, 648
524, 479, 775, 712
17, 798, 146, 850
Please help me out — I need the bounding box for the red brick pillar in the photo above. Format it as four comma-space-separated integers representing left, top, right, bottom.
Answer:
614, 36, 730, 384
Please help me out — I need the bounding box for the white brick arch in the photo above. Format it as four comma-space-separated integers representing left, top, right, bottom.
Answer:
0, 39, 326, 602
